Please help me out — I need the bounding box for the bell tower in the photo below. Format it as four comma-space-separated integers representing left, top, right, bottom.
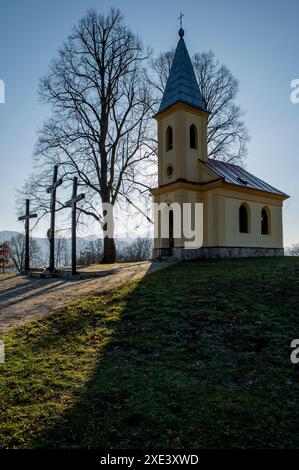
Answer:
152, 26, 210, 257
154, 27, 209, 187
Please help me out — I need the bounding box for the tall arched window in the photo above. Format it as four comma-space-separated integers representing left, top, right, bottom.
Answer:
239, 204, 249, 233
190, 124, 198, 149
166, 126, 173, 151
261, 207, 270, 235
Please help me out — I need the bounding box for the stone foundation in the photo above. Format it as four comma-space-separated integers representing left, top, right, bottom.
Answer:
153, 246, 284, 260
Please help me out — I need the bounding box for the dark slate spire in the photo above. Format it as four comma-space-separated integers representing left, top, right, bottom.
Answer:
157, 30, 208, 115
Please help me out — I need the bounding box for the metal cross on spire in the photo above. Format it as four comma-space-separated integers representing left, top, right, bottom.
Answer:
178, 12, 184, 29
178, 12, 185, 38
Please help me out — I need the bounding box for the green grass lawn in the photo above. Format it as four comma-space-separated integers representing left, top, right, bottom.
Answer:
1, 257, 299, 449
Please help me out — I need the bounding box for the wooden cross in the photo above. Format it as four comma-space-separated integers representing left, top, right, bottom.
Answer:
178, 12, 184, 29
18, 199, 37, 272
47, 165, 63, 272
65, 177, 85, 275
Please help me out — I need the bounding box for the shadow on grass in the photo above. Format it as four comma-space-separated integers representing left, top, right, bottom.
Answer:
5, 257, 299, 449
0, 279, 69, 309
0, 275, 102, 315
30, 265, 196, 448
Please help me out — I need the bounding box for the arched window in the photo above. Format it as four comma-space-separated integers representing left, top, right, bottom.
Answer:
190, 124, 198, 149
166, 165, 174, 177
166, 126, 173, 151
239, 204, 249, 233
261, 207, 270, 235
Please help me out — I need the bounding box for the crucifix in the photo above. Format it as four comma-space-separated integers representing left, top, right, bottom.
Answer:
47, 165, 63, 272
18, 199, 38, 272
65, 177, 85, 275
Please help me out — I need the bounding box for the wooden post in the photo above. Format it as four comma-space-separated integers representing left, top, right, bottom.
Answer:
18, 199, 37, 272
65, 177, 85, 275
47, 165, 63, 272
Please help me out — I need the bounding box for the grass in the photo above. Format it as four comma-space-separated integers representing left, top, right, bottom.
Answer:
1, 256, 299, 449
0, 273, 18, 280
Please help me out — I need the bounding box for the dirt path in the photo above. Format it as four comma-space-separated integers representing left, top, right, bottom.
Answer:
0, 261, 172, 333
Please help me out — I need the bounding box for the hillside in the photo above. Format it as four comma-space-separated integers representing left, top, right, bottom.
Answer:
1, 257, 299, 448
0, 231, 19, 243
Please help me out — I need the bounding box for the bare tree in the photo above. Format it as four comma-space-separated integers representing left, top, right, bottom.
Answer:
78, 239, 103, 266
290, 244, 299, 256
117, 237, 152, 262
55, 236, 70, 267
24, 9, 155, 263
151, 50, 249, 164
9, 234, 42, 272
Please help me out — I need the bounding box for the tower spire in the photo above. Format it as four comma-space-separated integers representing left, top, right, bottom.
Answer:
155, 23, 208, 116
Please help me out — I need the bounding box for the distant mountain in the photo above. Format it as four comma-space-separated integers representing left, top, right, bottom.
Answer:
0, 230, 152, 244
0, 230, 149, 254
0, 230, 20, 243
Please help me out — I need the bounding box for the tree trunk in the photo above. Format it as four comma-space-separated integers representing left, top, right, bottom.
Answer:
101, 197, 116, 264
102, 236, 116, 264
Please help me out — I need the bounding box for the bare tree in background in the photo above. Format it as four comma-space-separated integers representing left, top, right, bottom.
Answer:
22, 9, 155, 263
117, 237, 152, 262
9, 234, 42, 272
78, 239, 103, 266
290, 244, 299, 256
151, 50, 249, 164
55, 236, 70, 267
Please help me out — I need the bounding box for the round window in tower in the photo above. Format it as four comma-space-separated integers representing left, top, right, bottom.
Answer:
166, 165, 174, 178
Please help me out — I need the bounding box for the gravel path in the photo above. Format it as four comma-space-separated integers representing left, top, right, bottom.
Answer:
0, 261, 171, 333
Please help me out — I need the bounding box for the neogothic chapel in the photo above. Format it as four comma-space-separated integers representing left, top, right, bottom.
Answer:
151, 27, 289, 259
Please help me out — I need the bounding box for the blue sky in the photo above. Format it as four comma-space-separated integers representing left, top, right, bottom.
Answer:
0, 0, 298, 245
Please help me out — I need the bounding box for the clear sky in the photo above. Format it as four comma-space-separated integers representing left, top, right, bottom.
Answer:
0, 0, 298, 245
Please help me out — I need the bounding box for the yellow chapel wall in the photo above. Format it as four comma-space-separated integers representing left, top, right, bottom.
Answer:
208, 188, 284, 249
153, 185, 284, 250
